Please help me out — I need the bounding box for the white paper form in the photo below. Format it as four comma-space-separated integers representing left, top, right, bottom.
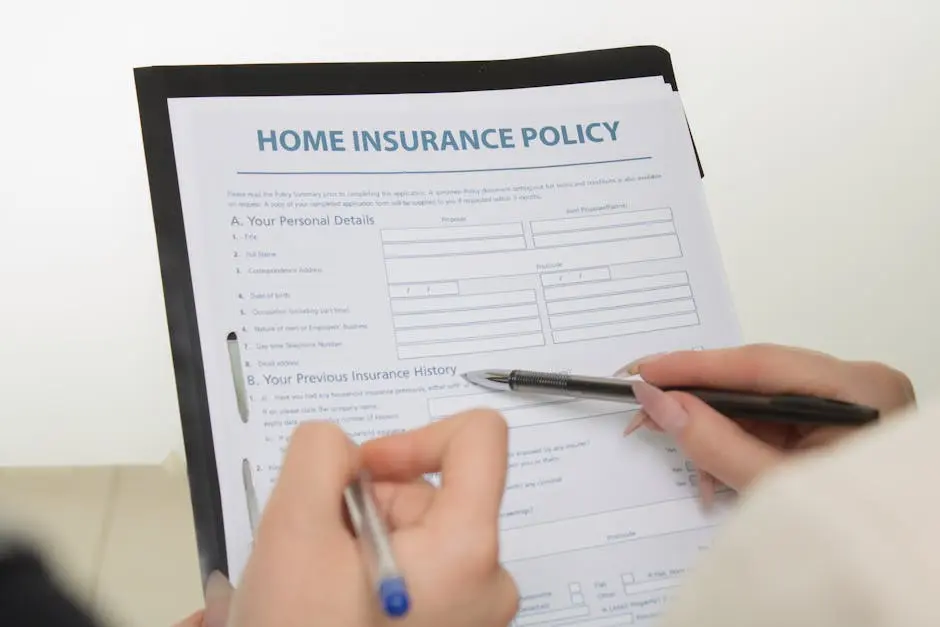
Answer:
167, 76, 740, 626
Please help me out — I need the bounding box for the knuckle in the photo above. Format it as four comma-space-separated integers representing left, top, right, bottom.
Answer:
744, 341, 779, 353
734, 343, 789, 375
739, 342, 787, 359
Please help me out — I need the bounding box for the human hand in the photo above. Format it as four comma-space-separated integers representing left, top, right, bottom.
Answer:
174, 572, 233, 627
227, 411, 518, 627
618, 344, 915, 503
172, 572, 233, 627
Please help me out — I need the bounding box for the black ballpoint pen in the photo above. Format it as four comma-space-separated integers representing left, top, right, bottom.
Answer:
460, 369, 880, 426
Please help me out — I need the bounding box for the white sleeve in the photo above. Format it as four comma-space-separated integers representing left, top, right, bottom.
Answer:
657, 401, 940, 627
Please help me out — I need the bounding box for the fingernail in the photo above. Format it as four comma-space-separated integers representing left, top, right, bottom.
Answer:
613, 352, 665, 378
623, 410, 649, 436
632, 381, 689, 434
204, 571, 233, 627
205, 570, 232, 602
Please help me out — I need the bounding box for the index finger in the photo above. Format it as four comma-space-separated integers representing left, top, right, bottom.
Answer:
361, 409, 508, 528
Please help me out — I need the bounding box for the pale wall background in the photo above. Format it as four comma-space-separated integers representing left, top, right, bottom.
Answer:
2, 0, 938, 466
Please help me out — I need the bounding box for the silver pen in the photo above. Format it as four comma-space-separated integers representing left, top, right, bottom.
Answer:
344, 472, 411, 618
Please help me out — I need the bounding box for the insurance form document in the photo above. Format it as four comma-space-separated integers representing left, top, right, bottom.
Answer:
158, 63, 740, 626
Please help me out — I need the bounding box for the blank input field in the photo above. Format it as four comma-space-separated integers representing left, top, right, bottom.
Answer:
429, 394, 624, 428
544, 272, 689, 301
552, 312, 700, 343
391, 290, 536, 314
500, 496, 720, 564
458, 274, 535, 295
550, 299, 697, 330
381, 222, 523, 243
387, 282, 459, 298
396, 318, 541, 344
385, 235, 682, 283
546, 285, 692, 315
623, 579, 678, 596
397, 332, 544, 359
533, 221, 676, 248
498, 405, 618, 429
428, 391, 569, 418
514, 605, 591, 626
531, 207, 672, 234
540, 266, 611, 286
393, 303, 539, 328
519, 614, 635, 627
384, 236, 526, 258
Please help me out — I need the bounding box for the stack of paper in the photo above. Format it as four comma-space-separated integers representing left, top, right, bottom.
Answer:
140, 49, 741, 626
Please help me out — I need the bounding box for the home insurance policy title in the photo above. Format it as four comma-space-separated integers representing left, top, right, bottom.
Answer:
256, 121, 621, 153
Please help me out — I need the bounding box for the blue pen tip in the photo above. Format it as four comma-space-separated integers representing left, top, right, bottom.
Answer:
379, 577, 410, 618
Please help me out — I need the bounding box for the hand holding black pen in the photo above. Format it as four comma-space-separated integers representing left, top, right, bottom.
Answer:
462, 344, 916, 496
461, 368, 880, 426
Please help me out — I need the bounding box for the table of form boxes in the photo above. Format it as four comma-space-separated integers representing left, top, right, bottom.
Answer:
380, 207, 700, 359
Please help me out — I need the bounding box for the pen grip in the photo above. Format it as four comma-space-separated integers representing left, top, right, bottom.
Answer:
671, 388, 880, 426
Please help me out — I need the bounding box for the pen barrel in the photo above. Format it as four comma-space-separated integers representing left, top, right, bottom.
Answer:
509, 370, 638, 402
344, 475, 399, 580
674, 389, 880, 426
509, 370, 571, 391
505, 371, 879, 426
344, 475, 411, 617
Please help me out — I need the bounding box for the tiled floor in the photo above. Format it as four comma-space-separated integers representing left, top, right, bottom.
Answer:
0, 462, 204, 627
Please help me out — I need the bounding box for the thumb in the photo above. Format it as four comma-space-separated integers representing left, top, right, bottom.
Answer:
632, 381, 783, 490
203, 571, 234, 627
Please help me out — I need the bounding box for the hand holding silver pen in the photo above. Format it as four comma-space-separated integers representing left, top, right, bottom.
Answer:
344, 473, 410, 617
231, 416, 519, 627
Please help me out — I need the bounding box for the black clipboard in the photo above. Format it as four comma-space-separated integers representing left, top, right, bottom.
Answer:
133, 45, 704, 583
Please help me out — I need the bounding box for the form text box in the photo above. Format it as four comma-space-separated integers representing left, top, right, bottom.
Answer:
429, 393, 626, 429
543, 272, 689, 301
397, 332, 544, 359
550, 299, 697, 331
391, 290, 536, 314
385, 236, 682, 284
396, 317, 541, 344
514, 605, 591, 626
534, 221, 676, 249
393, 303, 539, 329
382, 222, 523, 242
552, 312, 700, 343
546, 285, 692, 316
384, 236, 526, 258
540, 266, 612, 286
387, 282, 459, 298
531, 207, 672, 234
428, 390, 570, 419
623, 580, 678, 597
500, 496, 726, 563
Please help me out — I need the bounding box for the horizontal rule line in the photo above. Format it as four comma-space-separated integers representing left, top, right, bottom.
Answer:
236, 156, 653, 176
